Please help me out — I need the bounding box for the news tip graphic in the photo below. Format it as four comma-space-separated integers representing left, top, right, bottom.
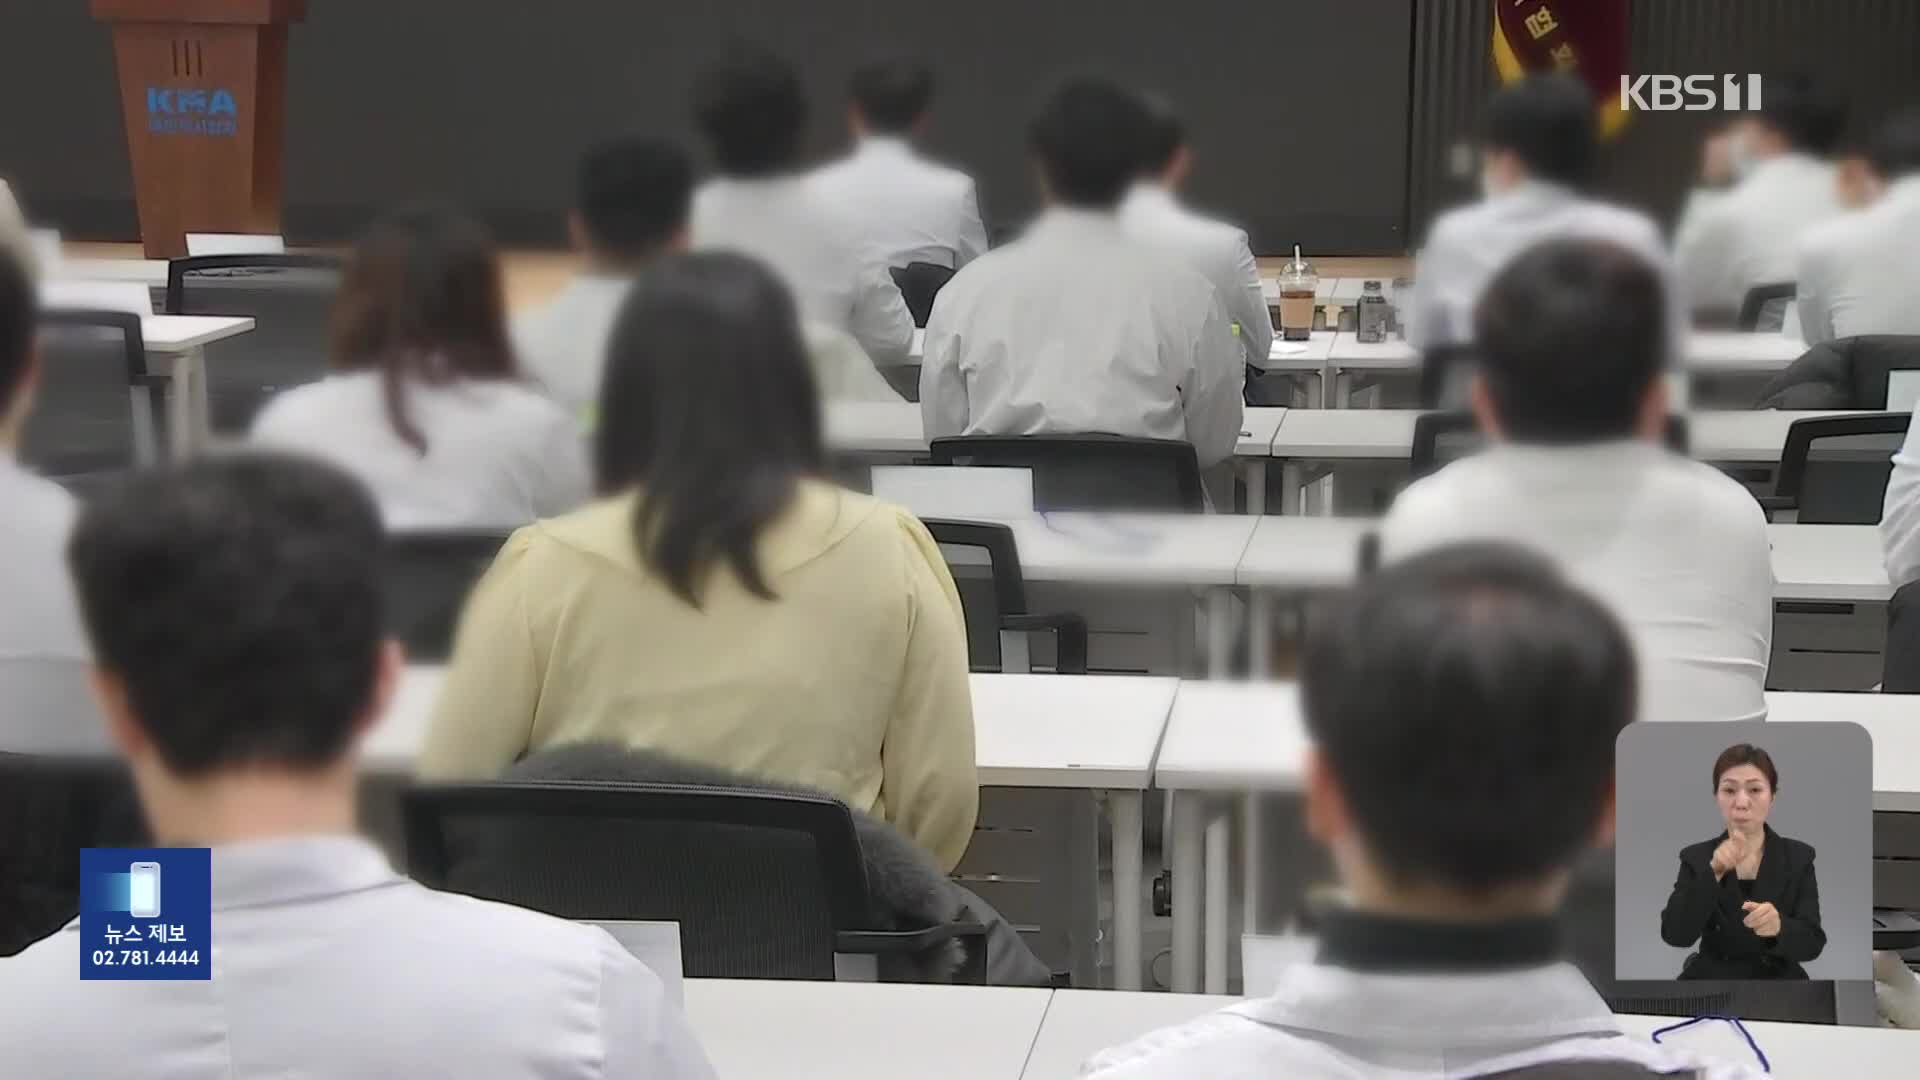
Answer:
79, 848, 212, 980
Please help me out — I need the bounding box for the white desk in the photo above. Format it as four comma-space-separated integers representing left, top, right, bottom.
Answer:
1764, 691, 1920, 812
53, 257, 169, 287
682, 978, 1052, 1080
1769, 524, 1889, 603
140, 315, 256, 458
373, 666, 1180, 990
1021, 989, 1910, 1079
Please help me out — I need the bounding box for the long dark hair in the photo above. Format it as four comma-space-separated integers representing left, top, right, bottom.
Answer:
596, 252, 824, 605
330, 204, 516, 453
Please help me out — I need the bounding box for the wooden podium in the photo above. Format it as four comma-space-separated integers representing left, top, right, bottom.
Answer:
92, 0, 306, 258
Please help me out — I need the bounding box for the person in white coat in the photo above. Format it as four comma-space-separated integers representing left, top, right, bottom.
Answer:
1085, 544, 1765, 1079
919, 78, 1242, 468
689, 45, 916, 367
513, 137, 692, 423
1407, 74, 1684, 365
1384, 239, 1773, 724
1674, 76, 1847, 319
1120, 94, 1273, 372
811, 57, 988, 272
252, 206, 591, 531
1796, 108, 1920, 345
0, 454, 716, 1079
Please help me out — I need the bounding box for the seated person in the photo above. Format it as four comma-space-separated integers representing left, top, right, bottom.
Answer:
920, 78, 1242, 468
1382, 238, 1773, 723
514, 137, 692, 421
689, 45, 915, 367
0, 252, 94, 752
1796, 107, 1920, 344
1674, 75, 1847, 319
1121, 93, 1273, 372
252, 205, 590, 530
1085, 544, 1763, 1078
419, 253, 977, 870
0, 453, 713, 1078
812, 56, 988, 271
1407, 74, 1681, 365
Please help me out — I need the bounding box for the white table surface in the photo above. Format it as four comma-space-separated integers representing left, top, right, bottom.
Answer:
1764, 691, 1920, 812
1233, 516, 1372, 590
1689, 410, 1866, 463
139, 314, 255, 354
1000, 514, 1257, 588
823, 403, 1288, 460
1323, 331, 1808, 375
969, 674, 1176, 788
1257, 332, 1338, 373
1020, 988, 1912, 1080
367, 666, 1177, 778
1154, 681, 1310, 791
1768, 524, 1889, 603
682, 978, 1052, 1080
54, 256, 169, 287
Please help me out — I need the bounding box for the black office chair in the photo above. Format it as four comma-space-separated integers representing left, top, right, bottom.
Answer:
1757, 335, 1920, 410
24, 310, 170, 495
929, 435, 1205, 512
921, 519, 1087, 674
1410, 411, 1691, 480
888, 263, 957, 328
1737, 282, 1797, 333
0, 753, 146, 956
402, 780, 986, 981
1758, 412, 1909, 524
164, 253, 344, 433
1418, 343, 1479, 409
380, 531, 510, 662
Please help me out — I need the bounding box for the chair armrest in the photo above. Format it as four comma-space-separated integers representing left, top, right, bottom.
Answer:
1876, 910, 1920, 953
1001, 613, 1089, 675
835, 921, 990, 984
1753, 494, 1796, 522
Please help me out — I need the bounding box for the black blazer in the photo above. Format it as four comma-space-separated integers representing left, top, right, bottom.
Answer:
1659, 825, 1824, 980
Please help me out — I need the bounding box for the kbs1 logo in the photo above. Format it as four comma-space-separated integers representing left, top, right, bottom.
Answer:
146, 86, 239, 137
1619, 75, 1764, 113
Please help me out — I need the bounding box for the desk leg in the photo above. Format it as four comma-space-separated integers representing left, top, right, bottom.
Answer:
1206, 587, 1232, 679
1108, 790, 1144, 991
1242, 793, 1263, 937
1248, 589, 1273, 680
1332, 370, 1353, 410
166, 346, 210, 460
1309, 369, 1326, 410
1244, 459, 1266, 515
1170, 792, 1206, 993
1279, 462, 1301, 516
1204, 807, 1231, 994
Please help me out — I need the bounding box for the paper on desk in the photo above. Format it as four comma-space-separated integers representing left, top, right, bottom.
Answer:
1269, 342, 1311, 357
1642, 1018, 1766, 1069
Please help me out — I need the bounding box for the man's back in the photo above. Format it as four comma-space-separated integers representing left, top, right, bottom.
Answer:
917, 208, 1243, 466
512, 274, 633, 423
0, 456, 94, 753
1120, 186, 1272, 370
1674, 154, 1843, 314
1380, 442, 1773, 723
812, 138, 987, 270
1796, 177, 1920, 343
0, 837, 714, 1079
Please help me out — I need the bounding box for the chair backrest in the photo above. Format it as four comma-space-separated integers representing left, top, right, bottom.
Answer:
24, 310, 160, 487
0, 753, 146, 957
1839, 335, 1920, 409
164, 253, 344, 433
402, 779, 875, 980
1884, 580, 1920, 693
929, 435, 1205, 512
1411, 411, 1691, 480
1773, 411, 1909, 524
381, 531, 510, 662
1418, 343, 1479, 409
889, 262, 958, 328
922, 519, 1028, 672
185, 233, 286, 257
1737, 281, 1796, 332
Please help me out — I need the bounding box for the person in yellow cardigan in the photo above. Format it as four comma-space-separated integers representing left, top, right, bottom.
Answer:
419, 251, 978, 869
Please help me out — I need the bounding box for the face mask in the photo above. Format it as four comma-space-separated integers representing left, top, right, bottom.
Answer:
1726, 130, 1758, 181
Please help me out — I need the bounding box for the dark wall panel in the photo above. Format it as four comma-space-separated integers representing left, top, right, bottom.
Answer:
0, 1, 1415, 253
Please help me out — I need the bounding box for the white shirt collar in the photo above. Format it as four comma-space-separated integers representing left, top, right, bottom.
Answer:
210, 834, 404, 912
1026, 205, 1125, 243
1125, 182, 1178, 210
856, 134, 914, 158
1492, 178, 1580, 210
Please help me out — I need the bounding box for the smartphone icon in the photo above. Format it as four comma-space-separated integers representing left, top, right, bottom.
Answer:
128, 862, 162, 919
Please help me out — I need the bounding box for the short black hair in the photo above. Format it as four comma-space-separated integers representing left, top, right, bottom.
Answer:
1483, 74, 1597, 187
693, 44, 806, 177
67, 454, 386, 777
1473, 237, 1666, 443
1869, 106, 1920, 181
1304, 542, 1635, 893
1756, 75, 1846, 155
1029, 78, 1150, 208
1135, 92, 1186, 178
850, 58, 934, 135
596, 252, 823, 606
576, 137, 693, 260
1713, 744, 1779, 793
0, 253, 34, 419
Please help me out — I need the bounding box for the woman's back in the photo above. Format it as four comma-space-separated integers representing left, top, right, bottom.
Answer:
420, 479, 978, 869
252, 371, 590, 531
